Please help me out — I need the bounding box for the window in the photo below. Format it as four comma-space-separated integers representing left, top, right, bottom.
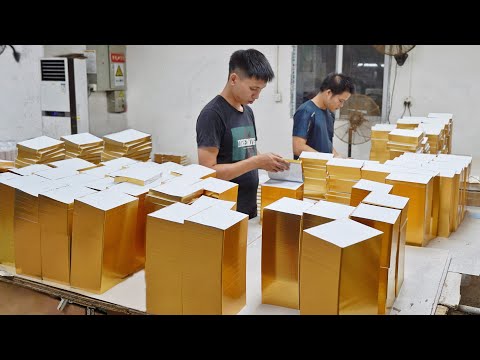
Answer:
292, 45, 389, 120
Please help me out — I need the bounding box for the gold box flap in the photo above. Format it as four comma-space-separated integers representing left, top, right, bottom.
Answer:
109, 178, 163, 196
386, 172, 432, 184
84, 177, 117, 191
9, 164, 51, 176
48, 158, 97, 171
76, 189, 138, 210
304, 200, 354, 219
197, 177, 238, 193
262, 179, 303, 190
187, 206, 247, 230
304, 218, 383, 247
39, 185, 97, 204
326, 158, 364, 169
148, 202, 204, 224
35, 167, 80, 180
190, 195, 236, 211
351, 203, 401, 225
0, 172, 20, 181
299, 151, 333, 161
100, 156, 138, 168
362, 192, 409, 210
172, 164, 216, 178
264, 197, 313, 215
352, 179, 393, 193
112, 166, 163, 185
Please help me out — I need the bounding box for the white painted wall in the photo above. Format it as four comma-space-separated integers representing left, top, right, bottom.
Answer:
386, 45, 480, 173
0, 45, 44, 144
126, 45, 294, 163
44, 45, 128, 137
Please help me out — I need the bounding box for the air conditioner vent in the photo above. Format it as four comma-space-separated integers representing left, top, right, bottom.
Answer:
41, 59, 66, 81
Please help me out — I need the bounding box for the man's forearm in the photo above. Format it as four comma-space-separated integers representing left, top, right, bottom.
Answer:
211, 157, 258, 181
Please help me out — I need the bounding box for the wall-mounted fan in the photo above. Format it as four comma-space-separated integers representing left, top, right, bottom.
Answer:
373, 45, 415, 66
335, 94, 381, 157
0, 45, 21, 62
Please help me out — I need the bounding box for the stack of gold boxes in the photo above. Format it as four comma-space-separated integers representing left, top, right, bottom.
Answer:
370, 124, 397, 163
61, 133, 104, 164
417, 124, 444, 155
261, 197, 314, 309
101, 129, 152, 162
350, 203, 401, 314
0, 160, 14, 173
299, 151, 333, 200
302, 200, 354, 230
387, 129, 425, 160
428, 113, 453, 153
260, 179, 303, 221
196, 177, 238, 208
361, 163, 393, 183
13, 179, 68, 278
361, 192, 409, 297
350, 179, 393, 207
396, 117, 422, 130
385, 172, 434, 247
15, 136, 65, 168
153, 152, 189, 166
38, 185, 97, 285
299, 218, 383, 314
171, 163, 216, 179
146, 202, 248, 314
112, 166, 163, 186
325, 158, 364, 205
145, 176, 205, 213
70, 189, 139, 293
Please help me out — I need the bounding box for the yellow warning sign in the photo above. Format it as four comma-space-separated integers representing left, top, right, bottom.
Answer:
116, 65, 123, 77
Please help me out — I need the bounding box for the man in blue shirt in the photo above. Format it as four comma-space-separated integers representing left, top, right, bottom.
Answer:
292, 73, 355, 159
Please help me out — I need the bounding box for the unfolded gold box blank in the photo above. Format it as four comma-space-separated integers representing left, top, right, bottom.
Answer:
361, 192, 409, 297
350, 203, 401, 314
70, 190, 139, 294
262, 197, 314, 309
300, 218, 383, 315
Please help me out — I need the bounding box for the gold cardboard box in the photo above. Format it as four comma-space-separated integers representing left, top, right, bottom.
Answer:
300, 218, 383, 314
262, 197, 314, 309
350, 179, 393, 207
70, 190, 139, 293
361, 192, 409, 297
350, 203, 401, 314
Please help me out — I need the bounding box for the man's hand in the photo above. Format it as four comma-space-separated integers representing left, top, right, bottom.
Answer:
255, 153, 290, 172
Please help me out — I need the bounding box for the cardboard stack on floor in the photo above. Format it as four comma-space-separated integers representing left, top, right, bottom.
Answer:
146, 201, 248, 314
325, 158, 364, 205
61, 133, 104, 164
15, 136, 65, 168
299, 151, 333, 200
101, 129, 152, 162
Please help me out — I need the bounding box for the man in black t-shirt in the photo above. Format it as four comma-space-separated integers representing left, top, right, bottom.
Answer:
196, 49, 289, 219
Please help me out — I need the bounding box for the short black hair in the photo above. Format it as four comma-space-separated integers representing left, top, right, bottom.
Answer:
320, 73, 355, 95
229, 49, 275, 82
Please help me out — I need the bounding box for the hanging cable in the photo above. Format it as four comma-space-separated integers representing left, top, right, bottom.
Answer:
386, 62, 398, 123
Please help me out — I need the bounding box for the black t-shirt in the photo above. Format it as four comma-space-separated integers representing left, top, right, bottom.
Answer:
196, 95, 259, 219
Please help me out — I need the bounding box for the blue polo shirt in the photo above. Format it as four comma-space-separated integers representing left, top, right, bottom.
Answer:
292, 100, 335, 159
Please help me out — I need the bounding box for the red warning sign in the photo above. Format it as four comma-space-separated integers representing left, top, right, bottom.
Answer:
111, 53, 125, 63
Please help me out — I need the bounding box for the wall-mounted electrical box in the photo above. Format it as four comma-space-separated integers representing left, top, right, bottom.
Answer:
107, 90, 126, 113
85, 45, 127, 91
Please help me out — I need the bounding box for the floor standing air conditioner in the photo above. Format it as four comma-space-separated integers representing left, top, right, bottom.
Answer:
40, 57, 89, 139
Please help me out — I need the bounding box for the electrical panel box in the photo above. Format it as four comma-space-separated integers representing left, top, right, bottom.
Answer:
40, 57, 89, 139
85, 45, 126, 91
107, 90, 126, 113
